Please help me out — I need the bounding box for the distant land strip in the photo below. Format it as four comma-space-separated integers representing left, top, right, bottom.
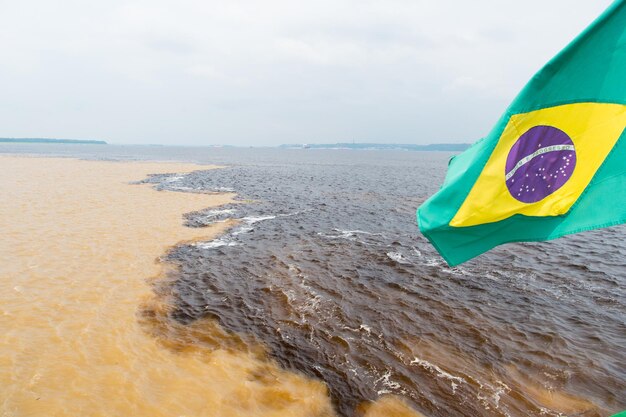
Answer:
0, 138, 107, 145
279, 143, 471, 151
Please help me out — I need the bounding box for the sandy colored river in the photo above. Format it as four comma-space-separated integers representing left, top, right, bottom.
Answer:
0, 157, 327, 417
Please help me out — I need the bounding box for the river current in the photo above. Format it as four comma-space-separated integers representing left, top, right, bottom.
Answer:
2, 144, 624, 416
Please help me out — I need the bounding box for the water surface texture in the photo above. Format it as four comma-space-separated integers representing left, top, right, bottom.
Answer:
0, 157, 335, 417
2, 144, 625, 417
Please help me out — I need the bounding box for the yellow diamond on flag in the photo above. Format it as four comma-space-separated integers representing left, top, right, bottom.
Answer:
450, 102, 626, 227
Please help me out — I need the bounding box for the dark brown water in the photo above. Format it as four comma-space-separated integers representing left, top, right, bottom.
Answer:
3, 144, 625, 416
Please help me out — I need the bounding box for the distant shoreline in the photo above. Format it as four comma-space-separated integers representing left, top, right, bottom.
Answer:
279, 143, 471, 151
0, 138, 107, 145
0, 139, 469, 150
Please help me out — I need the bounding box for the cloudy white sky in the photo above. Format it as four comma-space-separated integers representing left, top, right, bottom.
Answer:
0, 0, 614, 146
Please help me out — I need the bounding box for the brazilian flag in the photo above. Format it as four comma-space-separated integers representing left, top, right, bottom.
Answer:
417, 0, 626, 266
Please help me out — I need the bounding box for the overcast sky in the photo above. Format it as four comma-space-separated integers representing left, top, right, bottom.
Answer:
0, 0, 614, 146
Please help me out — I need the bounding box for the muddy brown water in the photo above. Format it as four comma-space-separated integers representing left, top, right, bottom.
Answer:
1, 146, 624, 417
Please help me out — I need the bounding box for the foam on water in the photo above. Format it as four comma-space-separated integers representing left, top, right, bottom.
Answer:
195, 238, 240, 249
410, 357, 466, 393
386, 251, 412, 265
